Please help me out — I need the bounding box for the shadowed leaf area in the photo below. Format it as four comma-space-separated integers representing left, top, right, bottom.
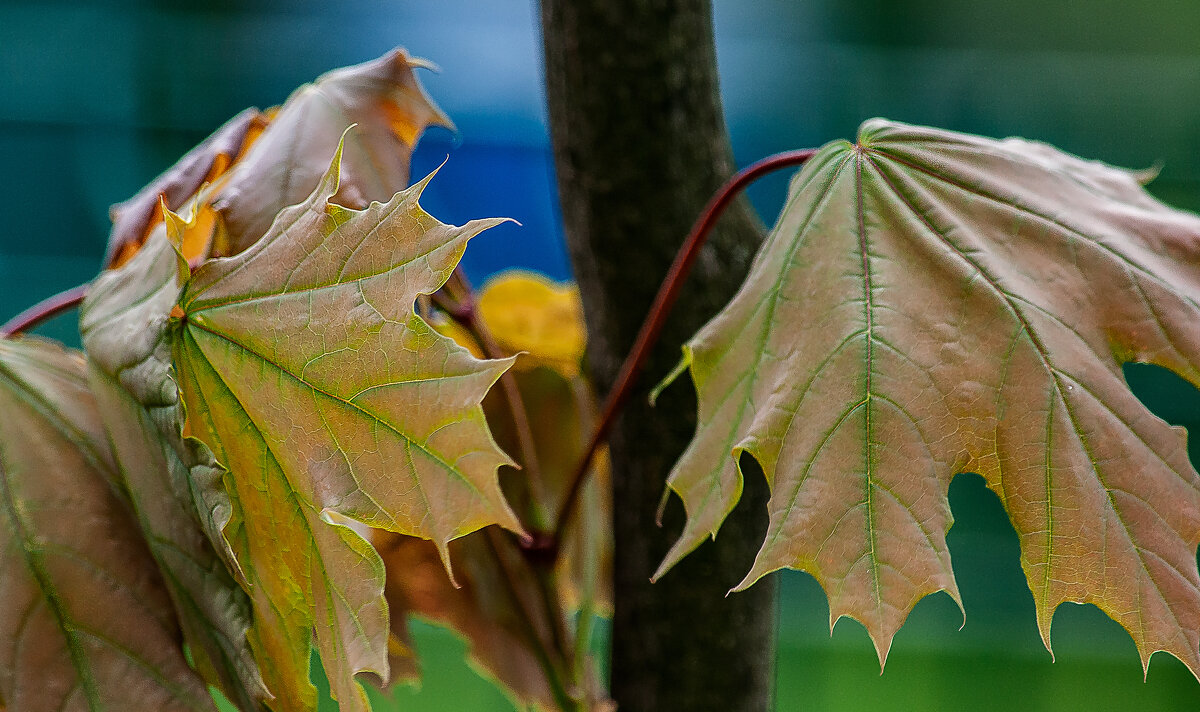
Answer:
0, 337, 215, 711
82, 212, 266, 712
374, 271, 611, 710
655, 118, 1200, 676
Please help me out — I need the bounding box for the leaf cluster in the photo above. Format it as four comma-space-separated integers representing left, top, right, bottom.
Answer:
3, 47, 1200, 712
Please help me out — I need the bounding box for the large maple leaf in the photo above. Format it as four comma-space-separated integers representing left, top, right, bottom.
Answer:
168, 139, 521, 712
655, 119, 1200, 674
0, 338, 215, 711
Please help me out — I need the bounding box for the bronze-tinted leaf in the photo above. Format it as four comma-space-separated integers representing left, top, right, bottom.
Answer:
81, 219, 265, 710
103, 48, 448, 269
657, 119, 1200, 674
210, 48, 451, 257
170, 140, 521, 711
0, 337, 214, 711
104, 109, 266, 268
82, 48, 457, 711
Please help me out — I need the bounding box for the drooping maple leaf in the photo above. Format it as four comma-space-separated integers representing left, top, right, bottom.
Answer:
208, 48, 451, 257
168, 138, 522, 712
655, 119, 1200, 674
0, 337, 215, 711
81, 218, 266, 711
103, 48, 450, 267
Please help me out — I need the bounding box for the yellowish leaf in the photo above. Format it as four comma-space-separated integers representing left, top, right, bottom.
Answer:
477, 271, 587, 377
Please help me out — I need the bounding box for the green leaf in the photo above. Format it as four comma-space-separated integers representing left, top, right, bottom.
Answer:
170, 139, 522, 712
657, 119, 1200, 675
81, 219, 266, 710
0, 337, 215, 711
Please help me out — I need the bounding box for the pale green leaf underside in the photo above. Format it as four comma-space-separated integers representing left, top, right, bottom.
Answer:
212, 48, 452, 258
0, 338, 215, 712
658, 119, 1200, 674
171, 142, 520, 712
80, 220, 266, 712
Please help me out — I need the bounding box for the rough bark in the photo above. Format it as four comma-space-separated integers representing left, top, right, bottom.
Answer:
539, 2, 776, 710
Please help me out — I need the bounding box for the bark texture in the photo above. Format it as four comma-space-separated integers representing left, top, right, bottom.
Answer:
540, 2, 776, 710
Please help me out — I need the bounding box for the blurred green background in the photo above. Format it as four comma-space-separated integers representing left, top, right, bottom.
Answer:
2, 0, 1199, 709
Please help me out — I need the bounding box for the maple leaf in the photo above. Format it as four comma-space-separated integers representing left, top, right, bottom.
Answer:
81, 216, 266, 710
81, 49, 464, 711
168, 138, 522, 712
0, 337, 215, 711
655, 119, 1200, 674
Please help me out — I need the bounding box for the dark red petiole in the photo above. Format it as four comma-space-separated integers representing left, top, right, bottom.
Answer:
547, 148, 818, 548
1, 283, 90, 338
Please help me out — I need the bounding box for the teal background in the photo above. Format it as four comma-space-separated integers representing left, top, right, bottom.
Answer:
3, 1, 1200, 709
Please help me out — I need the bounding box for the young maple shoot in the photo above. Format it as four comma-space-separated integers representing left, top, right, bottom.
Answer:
1, 46, 1199, 712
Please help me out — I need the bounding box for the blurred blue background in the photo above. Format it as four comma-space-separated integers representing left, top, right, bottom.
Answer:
3, 1, 1200, 710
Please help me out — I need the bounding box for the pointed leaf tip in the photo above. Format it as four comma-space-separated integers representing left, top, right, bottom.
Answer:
649, 347, 692, 407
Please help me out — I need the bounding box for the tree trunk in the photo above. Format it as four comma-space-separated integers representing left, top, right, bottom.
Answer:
539, 2, 776, 710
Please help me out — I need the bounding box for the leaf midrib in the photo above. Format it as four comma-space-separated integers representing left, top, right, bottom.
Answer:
854, 149, 885, 630
180, 332, 387, 684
